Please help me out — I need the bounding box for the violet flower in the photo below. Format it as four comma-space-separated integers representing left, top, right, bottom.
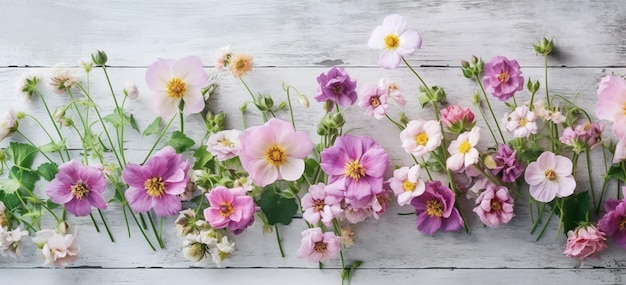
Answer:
314, 67, 357, 109
598, 193, 626, 248
491, 144, 523, 183
483, 56, 524, 101
411, 180, 463, 235
46, 160, 107, 217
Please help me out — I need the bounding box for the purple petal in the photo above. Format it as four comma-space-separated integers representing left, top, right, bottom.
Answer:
125, 187, 153, 213
65, 198, 92, 217
152, 194, 182, 217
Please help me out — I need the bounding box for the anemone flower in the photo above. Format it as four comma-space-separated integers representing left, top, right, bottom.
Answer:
46, 160, 107, 217
296, 227, 341, 263
524, 151, 575, 203
368, 14, 422, 69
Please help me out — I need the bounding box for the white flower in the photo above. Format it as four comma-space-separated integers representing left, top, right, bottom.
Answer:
388, 165, 425, 206
206, 129, 242, 161
400, 119, 442, 159
447, 127, 481, 171
215, 45, 232, 71
49, 66, 81, 94
0, 108, 18, 142
368, 14, 422, 69
32, 229, 79, 267
0, 226, 28, 258
182, 233, 214, 263
506, 105, 537, 138
123, 81, 139, 100
211, 236, 235, 267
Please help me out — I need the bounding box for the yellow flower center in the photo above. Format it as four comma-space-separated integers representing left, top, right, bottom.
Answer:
344, 160, 365, 180
491, 200, 502, 212
219, 138, 234, 147
544, 169, 557, 181
498, 71, 509, 82
166, 77, 187, 98
313, 199, 325, 211
415, 132, 429, 146
265, 145, 286, 166
403, 180, 416, 192
70, 182, 89, 200
458, 141, 472, 154
619, 217, 626, 232
426, 200, 443, 217
219, 202, 234, 217
314, 241, 327, 253
370, 96, 381, 107
145, 177, 166, 197
519, 117, 528, 126
384, 34, 400, 50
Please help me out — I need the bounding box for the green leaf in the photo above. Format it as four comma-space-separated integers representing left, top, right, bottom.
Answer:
166, 131, 195, 153
519, 147, 543, 163
38, 162, 59, 181
6, 142, 39, 168
46, 199, 60, 209
130, 114, 140, 133
9, 166, 39, 193
559, 191, 591, 234
606, 165, 626, 182
143, 117, 164, 136
0, 179, 21, 194
193, 147, 214, 169
0, 190, 21, 209
39, 141, 60, 153
303, 158, 319, 179
257, 186, 298, 225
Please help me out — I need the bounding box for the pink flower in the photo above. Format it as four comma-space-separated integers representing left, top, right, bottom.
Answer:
239, 118, 313, 187
214, 45, 232, 71
378, 78, 406, 107
440, 105, 475, 133
206, 129, 242, 161
368, 14, 422, 69
492, 144, 523, 183
388, 165, 426, 206
524, 151, 576, 203
473, 184, 515, 227
563, 224, 608, 261
123, 146, 189, 216
314, 67, 358, 109
145, 56, 209, 118
296, 227, 341, 263
301, 183, 343, 226
358, 84, 388, 120
321, 135, 389, 208
46, 160, 107, 217
400, 119, 442, 159
483, 56, 524, 101
595, 75, 626, 139
614, 139, 626, 164
204, 186, 255, 234
0, 108, 18, 142
32, 229, 79, 267
446, 127, 481, 171
505, 106, 538, 138
411, 180, 463, 235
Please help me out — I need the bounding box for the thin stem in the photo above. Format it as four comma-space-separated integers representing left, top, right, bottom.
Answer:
16, 131, 54, 163
475, 75, 505, 143
34, 89, 71, 160
585, 151, 596, 208
98, 209, 115, 242
24, 114, 65, 162
89, 213, 101, 232
283, 84, 297, 130
473, 98, 498, 144
147, 212, 165, 249
118, 95, 128, 165
142, 115, 176, 164
239, 77, 267, 122
536, 203, 557, 241
179, 110, 184, 133
385, 114, 404, 130
418, 156, 433, 180
544, 55, 551, 107
530, 202, 545, 235
130, 211, 156, 251
274, 224, 285, 258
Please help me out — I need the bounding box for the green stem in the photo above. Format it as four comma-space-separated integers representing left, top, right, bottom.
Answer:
536, 203, 557, 241
118, 95, 128, 165
585, 150, 596, 208
530, 202, 545, 235
16, 131, 54, 163
130, 211, 156, 251
544, 55, 551, 107
475, 75, 506, 143
34, 89, 71, 160
274, 224, 285, 258
24, 114, 65, 163
147, 212, 165, 249
142, 115, 176, 164
239, 77, 267, 122
179, 110, 184, 133
98, 209, 115, 242
473, 98, 498, 144
417, 156, 433, 180
89, 213, 101, 232
283, 83, 297, 130
385, 114, 404, 130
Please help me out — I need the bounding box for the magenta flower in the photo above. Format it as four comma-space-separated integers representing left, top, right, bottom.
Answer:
599, 192, 626, 248
204, 186, 255, 234
239, 118, 313, 187
46, 160, 107, 217
321, 135, 389, 208
358, 83, 388, 120
314, 67, 357, 109
491, 144, 524, 183
123, 146, 189, 216
388, 165, 426, 206
473, 184, 515, 227
411, 180, 463, 235
595, 75, 626, 139
301, 183, 343, 226
146, 56, 209, 118
296, 227, 341, 263
367, 14, 422, 69
524, 151, 575, 203
563, 224, 608, 260
440, 105, 475, 133
560, 122, 604, 150
483, 56, 524, 101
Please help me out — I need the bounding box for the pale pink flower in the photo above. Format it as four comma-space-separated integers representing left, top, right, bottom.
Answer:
145, 56, 209, 118
0, 226, 28, 258
48, 67, 81, 94
206, 129, 242, 161
32, 229, 79, 267
123, 81, 139, 100
368, 14, 422, 69
296, 227, 341, 263
400, 119, 442, 159
563, 224, 608, 261
505, 105, 537, 138
342, 206, 372, 224
301, 183, 343, 226
614, 139, 626, 164
0, 108, 18, 142
524, 151, 576, 203
595, 75, 626, 139
440, 105, 475, 133
473, 184, 515, 227
378, 78, 406, 107
359, 84, 388, 120
388, 165, 426, 206
204, 186, 255, 234
214, 45, 232, 71
239, 118, 313, 187
447, 127, 481, 171
46, 159, 108, 217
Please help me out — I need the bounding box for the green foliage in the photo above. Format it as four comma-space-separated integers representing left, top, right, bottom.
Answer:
37, 162, 59, 181
559, 191, 590, 234
193, 147, 214, 169
257, 186, 298, 226
606, 164, 626, 182
166, 131, 195, 153
6, 142, 39, 168
143, 117, 164, 136
103, 107, 139, 133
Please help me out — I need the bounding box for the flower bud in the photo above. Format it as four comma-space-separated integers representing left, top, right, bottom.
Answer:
483, 155, 497, 170
53, 107, 66, 122
297, 94, 310, 108
61, 118, 74, 127
0, 149, 5, 162
123, 81, 139, 100
331, 112, 345, 128
80, 59, 93, 73
472, 92, 481, 106
431, 86, 446, 104
239, 102, 248, 113
183, 240, 208, 262
533, 38, 553, 55
56, 221, 69, 235
91, 50, 108, 66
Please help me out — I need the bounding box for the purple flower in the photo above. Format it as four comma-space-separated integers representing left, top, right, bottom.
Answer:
491, 144, 524, 183
301, 183, 343, 226
560, 122, 604, 150
123, 146, 189, 216
473, 184, 515, 227
483, 56, 524, 101
410, 180, 463, 235
314, 67, 357, 109
46, 160, 107, 217
320, 135, 389, 208
598, 194, 626, 248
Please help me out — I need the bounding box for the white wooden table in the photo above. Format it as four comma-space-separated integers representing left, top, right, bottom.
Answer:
1, 1, 625, 284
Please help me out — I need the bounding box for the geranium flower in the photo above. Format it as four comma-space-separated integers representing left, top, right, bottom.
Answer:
296, 227, 341, 263
388, 165, 426, 206
32, 229, 79, 267
400, 119, 442, 159
145, 56, 209, 118
492, 144, 524, 183
505, 105, 537, 138
367, 14, 422, 69
563, 224, 608, 260
599, 191, 626, 248
314, 67, 357, 109
301, 183, 343, 226
595, 75, 626, 139
0, 108, 18, 142
482, 56, 524, 101
204, 186, 255, 234
411, 180, 463, 235
473, 184, 515, 227
446, 127, 481, 171
524, 151, 575, 203
321, 135, 389, 208
378, 78, 406, 107
239, 118, 313, 187
46, 160, 107, 217
206, 129, 242, 161
123, 146, 189, 216
358, 83, 388, 120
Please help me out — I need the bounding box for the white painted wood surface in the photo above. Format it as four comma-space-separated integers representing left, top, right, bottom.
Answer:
1, 0, 626, 284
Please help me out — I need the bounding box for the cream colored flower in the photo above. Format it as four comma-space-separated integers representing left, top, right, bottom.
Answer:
32, 229, 79, 267
229, 54, 253, 78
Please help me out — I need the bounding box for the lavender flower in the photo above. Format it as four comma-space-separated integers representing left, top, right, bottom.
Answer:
314, 67, 357, 109
411, 180, 463, 235
492, 144, 524, 183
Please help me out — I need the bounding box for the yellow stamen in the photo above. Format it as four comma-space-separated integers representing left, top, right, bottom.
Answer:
403, 180, 416, 192
344, 160, 365, 180
458, 141, 472, 154
265, 145, 286, 166
70, 182, 89, 200
166, 77, 187, 98
619, 217, 626, 232
491, 200, 502, 212
384, 34, 400, 50
145, 177, 166, 197
415, 132, 429, 146
519, 118, 528, 126
313, 241, 327, 253
219, 202, 234, 217
219, 138, 234, 147
544, 169, 557, 181
313, 199, 324, 211
426, 200, 443, 217
370, 96, 381, 107
498, 71, 509, 82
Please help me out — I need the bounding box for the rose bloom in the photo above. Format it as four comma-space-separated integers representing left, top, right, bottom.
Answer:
388, 165, 426, 206
368, 14, 422, 69
296, 227, 341, 263
524, 151, 575, 203
0, 108, 18, 142
379, 77, 406, 107
238, 118, 313, 187
440, 105, 475, 133
32, 229, 79, 267
400, 119, 442, 159
145, 56, 209, 118
46, 160, 107, 217
505, 105, 537, 138
206, 129, 242, 161
446, 127, 481, 171
204, 186, 255, 234
595, 75, 626, 139
358, 83, 389, 120
229, 54, 253, 78
314, 67, 358, 109
473, 184, 515, 227
301, 183, 343, 226
563, 224, 608, 261
482, 56, 524, 101
411, 180, 463, 235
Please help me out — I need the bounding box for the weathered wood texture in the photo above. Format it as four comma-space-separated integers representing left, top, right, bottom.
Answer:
1, 0, 626, 284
